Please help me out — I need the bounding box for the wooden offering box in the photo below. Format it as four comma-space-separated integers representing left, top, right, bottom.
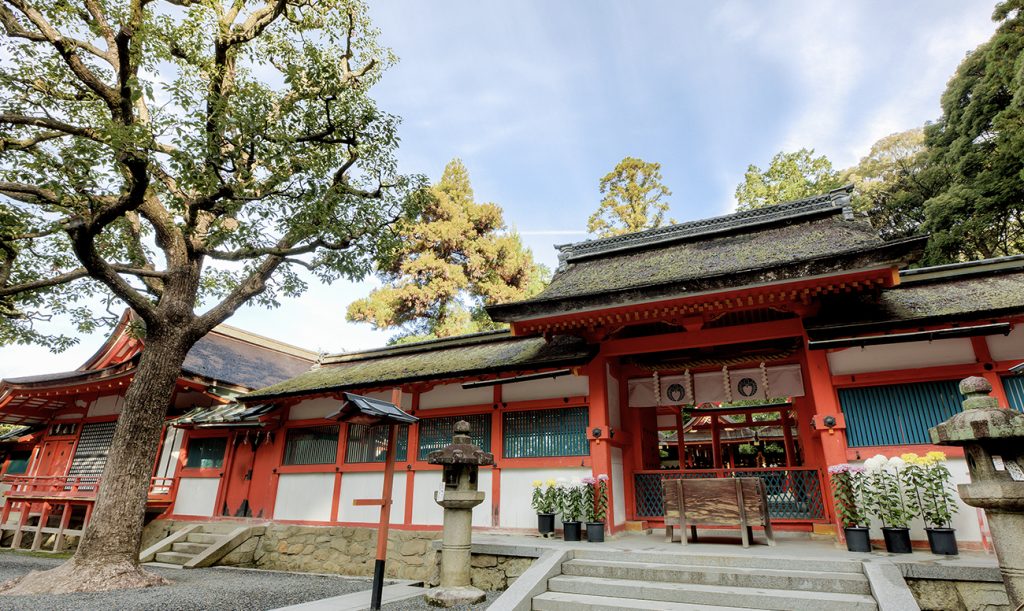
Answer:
664, 477, 775, 548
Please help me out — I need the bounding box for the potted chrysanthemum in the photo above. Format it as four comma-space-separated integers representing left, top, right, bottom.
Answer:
864, 454, 918, 553
531, 479, 558, 536
558, 479, 584, 541
903, 451, 959, 555
583, 474, 609, 542
828, 464, 870, 552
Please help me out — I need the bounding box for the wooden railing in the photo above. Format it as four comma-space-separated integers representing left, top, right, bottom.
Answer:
633, 467, 827, 521
1, 475, 177, 503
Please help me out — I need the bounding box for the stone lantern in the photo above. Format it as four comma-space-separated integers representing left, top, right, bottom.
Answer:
930, 376, 1024, 606
425, 420, 494, 607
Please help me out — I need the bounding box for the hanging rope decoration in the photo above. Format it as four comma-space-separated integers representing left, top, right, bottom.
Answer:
760, 361, 770, 400
683, 369, 693, 406
653, 371, 661, 406
722, 365, 733, 404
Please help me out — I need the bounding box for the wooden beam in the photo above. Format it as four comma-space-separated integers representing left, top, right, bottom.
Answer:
599, 318, 804, 357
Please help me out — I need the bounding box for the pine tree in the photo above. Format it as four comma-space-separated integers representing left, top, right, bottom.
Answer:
347, 159, 548, 342
588, 157, 672, 238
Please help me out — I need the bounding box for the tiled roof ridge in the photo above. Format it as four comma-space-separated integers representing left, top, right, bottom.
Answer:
321, 329, 515, 365
898, 253, 1024, 284
557, 184, 854, 264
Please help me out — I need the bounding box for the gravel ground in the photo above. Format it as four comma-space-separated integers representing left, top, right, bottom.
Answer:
0, 553, 374, 611
381, 590, 500, 610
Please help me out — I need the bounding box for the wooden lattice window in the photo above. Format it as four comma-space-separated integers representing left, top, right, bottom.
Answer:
502, 407, 589, 458
345, 424, 408, 463
283, 425, 340, 465
68, 421, 116, 476
417, 414, 491, 461
185, 436, 227, 469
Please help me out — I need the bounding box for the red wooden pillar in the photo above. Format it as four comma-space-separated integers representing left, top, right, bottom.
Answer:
972, 337, 1012, 409
490, 385, 503, 528
711, 416, 722, 469
801, 346, 849, 529
587, 358, 615, 533
781, 410, 796, 467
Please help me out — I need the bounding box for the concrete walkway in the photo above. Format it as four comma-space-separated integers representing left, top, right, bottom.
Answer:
272, 582, 428, 611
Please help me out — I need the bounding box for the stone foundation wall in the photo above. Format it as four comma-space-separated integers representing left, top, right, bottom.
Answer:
142, 520, 534, 589
907, 579, 1010, 611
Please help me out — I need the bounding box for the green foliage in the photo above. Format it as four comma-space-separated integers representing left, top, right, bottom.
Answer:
862, 455, 919, 528
735, 149, 841, 210
556, 480, 585, 523
841, 129, 944, 241
531, 479, 558, 514
919, 1, 1024, 263
346, 159, 548, 343
0, 0, 421, 345
588, 157, 673, 238
582, 476, 608, 523
828, 466, 867, 528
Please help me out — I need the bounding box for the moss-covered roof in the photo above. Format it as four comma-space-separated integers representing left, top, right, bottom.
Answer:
490, 209, 925, 321
806, 264, 1024, 337
242, 332, 595, 401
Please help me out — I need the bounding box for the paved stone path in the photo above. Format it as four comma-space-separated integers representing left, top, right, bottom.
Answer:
0, 553, 374, 610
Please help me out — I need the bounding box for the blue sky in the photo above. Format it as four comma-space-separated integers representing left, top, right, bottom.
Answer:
0, 0, 1000, 377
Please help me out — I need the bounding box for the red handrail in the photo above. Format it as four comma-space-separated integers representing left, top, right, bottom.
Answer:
1, 475, 178, 502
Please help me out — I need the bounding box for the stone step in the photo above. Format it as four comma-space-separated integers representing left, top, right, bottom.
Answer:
571, 548, 864, 573
562, 559, 871, 595
171, 541, 208, 555
533, 591, 766, 611
199, 522, 245, 535
154, 551, 193, 565
546, 575, 878, 611
186, 532, 227, 545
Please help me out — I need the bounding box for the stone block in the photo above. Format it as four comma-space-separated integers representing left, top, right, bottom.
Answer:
400, 539, 429, 556
470, 554, 498, 568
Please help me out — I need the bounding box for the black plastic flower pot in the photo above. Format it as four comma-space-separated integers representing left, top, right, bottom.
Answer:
882, 527, 912, 553
926, 527, 958, 556
586, 522, 605, 542
562, 521, 582, 542
844, 526, 872, 552
537, 513, 556, 535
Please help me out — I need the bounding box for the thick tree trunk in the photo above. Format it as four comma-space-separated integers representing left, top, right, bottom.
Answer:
0, 327, 193, 594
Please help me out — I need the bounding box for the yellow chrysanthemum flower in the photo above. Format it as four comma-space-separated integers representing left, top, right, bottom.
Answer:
926, 451, 946, 463
900, 453, 920, 464
532, 480, 543, 488
546, 479, 557, 487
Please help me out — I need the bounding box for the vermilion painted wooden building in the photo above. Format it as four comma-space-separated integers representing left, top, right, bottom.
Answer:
0, 311, 314, 548
3, 187, 1024, 549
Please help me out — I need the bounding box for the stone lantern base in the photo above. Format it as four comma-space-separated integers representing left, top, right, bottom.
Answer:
426, 584, 487, 607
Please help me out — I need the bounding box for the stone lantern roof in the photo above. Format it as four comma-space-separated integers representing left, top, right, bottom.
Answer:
426, 420, 494, 466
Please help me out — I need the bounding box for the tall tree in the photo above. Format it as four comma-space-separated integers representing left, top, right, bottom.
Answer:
735, 149, 841, 210
840, 129, 946, 240
919, 0, 1024, 263
347, 159, 547, 343
0, 0, 418, 593
588, 157, 672, 238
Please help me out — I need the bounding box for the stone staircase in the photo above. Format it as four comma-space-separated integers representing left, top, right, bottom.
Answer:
531, 549, 879, 610
140, 522, 264, 569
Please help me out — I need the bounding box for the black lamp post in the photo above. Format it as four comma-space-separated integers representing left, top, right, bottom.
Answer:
329, 391, 418, 610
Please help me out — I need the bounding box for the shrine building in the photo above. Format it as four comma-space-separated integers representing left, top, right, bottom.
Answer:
2, 186, 1023, 550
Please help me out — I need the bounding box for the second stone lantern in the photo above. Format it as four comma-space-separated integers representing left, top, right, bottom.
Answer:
425, 420, 494, 607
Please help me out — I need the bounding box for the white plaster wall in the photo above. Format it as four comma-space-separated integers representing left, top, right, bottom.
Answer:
411, 469, 493, 527
850, 457, 981, 542
501, 375, 589, 403
87, 394, 123, 417
155, 427, 184, 479
363, 390, 414, 410
607, 368, 621, 429
611, 447, 626, 526
499, 467, 591, 529
288, 397, 342, 420
274, 473, 335, 522
338, 471, 406, 524
418, 383, 493, 410
174, 477, 220, 517
827, 338, 976, 376
988, 326, 1024, 362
